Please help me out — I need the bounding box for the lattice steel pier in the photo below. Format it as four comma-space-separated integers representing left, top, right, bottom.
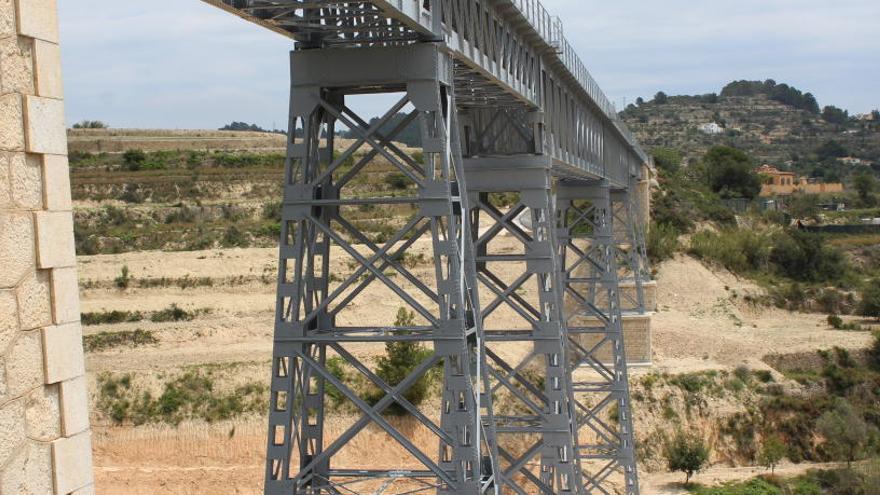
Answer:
200, 1, 655, 493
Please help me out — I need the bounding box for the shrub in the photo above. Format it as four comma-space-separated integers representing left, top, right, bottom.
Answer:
122, 149, 146, 171
827, 314, 844, 329
384, 172, 409, 190
648, 222, 680, 264
688, 229, 771, 274
115, 265, 131, 289
859, 279, 880, 320
653, 147, 682, 173
222, 226, 248, 248
769, 231, 847, 283
81, 310, 143, 326
150, 304, 196, 323
665, 430, 710, 484
83, 329, 158, 352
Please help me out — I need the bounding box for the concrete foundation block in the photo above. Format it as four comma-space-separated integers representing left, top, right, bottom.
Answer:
569, 314, 653, 366
25, 381, 60, 441
24, 95, 67, 155
11, 152, 42, 209
41, 154, 71, 211
59, 375, 89, 436
52, 430, 94, 494
35, 210, 75, 268
6, 329, 43, 397
0, 398, 26, 467
0, 35, 34, 95
50, 266, 80, 324
41, 322, 85, 384
14, 0, 59, 43
15, 269, 51, 330
0, 93, 24, 151
33, 39, 61, 98
1, 440, 53, 495
0, 288, 17, 353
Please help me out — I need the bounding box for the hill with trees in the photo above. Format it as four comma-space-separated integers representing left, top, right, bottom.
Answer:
620, 80, 880, 184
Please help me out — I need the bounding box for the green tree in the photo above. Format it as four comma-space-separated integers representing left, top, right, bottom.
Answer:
703, 146, 761, 199
816, 398, 868, 467
822, 105, 850, 125
375, 308, 435, 415
853, 172, 877, 205
654, 91, 668, 104
635, 97, 645, 106
652, 148, 682, 173
758, 436, 786, 475
816, 140, 848, 161
72, 120, 108, 129
872, 110, 880, 121
665, 431, 709, 484
859, 279, 880, 321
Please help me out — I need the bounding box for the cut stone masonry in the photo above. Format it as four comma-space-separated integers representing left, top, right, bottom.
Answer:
0, 0, 94, 492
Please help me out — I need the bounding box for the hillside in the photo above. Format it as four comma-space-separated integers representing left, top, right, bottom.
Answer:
620, 82, 880, 180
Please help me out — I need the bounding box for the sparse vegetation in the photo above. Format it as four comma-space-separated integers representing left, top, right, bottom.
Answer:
84, 329, 158, 352
96, 369, 267, 425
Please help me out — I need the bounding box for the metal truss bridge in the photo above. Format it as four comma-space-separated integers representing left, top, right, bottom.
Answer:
202, 1, 654, 493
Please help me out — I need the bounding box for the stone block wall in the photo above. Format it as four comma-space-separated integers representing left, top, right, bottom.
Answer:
0, 0, 94, 493
569, 315, 653, 366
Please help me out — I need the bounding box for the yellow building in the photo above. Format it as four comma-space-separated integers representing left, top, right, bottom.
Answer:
756, 165, 844, 197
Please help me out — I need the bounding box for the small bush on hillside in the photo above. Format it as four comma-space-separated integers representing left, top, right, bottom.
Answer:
115, 265, 131, 289
83, 329, 158, 352
688, 478, 780, 495
703, 146, 762, 199
769, 231, 847, 284
688, 229, 772, 274
859, 279, 880, 320
384, 172, 409, 190
150, 304, 197, 323
123, 149, 146, 171
82, 310, 143, 326
647, 222, 679, 264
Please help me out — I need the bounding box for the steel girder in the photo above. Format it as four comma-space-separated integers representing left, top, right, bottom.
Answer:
200, 0, 650, 184
556, 181, 641, 495
265, 43, 489, 494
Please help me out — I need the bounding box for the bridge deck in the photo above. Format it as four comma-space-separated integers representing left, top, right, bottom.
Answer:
201, 0, 649, 186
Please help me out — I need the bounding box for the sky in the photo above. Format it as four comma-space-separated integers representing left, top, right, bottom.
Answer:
58, 0, 880, 130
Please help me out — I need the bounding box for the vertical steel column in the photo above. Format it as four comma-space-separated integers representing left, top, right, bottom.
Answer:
264, 44, 486, 495
610, 184, 649, 315
464, 158, 581, 495
557, 180, 640, 495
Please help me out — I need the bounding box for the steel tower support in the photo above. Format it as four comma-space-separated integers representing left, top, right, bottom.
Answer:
265, 43, 488, 494
610, 183, 652, 315
462, 157, 581, 495
556, 181, 640, 495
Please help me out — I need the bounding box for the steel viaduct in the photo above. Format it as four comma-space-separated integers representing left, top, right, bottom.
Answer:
201, 1, 654, 493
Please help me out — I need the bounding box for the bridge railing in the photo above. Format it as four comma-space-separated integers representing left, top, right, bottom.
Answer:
491, 0, 649, 168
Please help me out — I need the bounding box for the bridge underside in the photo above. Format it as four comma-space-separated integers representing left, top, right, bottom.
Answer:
200, 1, 654, 494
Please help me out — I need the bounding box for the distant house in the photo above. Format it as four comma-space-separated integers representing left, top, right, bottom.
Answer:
698, 122, 724, 135
755, 165, 844, 197
838, 156, 871, 166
